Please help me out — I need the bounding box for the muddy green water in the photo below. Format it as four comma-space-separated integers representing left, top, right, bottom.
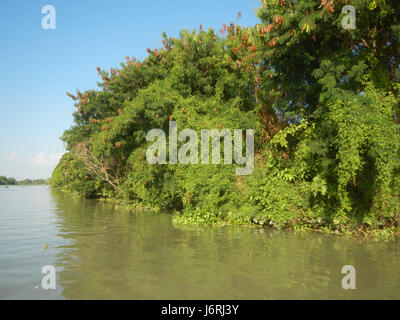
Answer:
0, 185, 399, 299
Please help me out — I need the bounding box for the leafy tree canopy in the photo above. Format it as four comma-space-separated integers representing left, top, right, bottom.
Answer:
53, 0, 400, 237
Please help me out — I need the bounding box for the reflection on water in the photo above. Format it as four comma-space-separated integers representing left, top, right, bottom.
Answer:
0, 186, 399, 299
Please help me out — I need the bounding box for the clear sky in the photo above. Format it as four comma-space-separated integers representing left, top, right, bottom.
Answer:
0, 0, 261, 180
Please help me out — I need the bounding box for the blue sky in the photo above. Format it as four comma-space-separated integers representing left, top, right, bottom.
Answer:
0, 0, 261, 180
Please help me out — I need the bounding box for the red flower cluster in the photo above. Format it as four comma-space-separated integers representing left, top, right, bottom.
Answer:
274, 16, 283, 25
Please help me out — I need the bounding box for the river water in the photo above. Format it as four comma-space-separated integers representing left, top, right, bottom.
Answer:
0, 185, 399, 299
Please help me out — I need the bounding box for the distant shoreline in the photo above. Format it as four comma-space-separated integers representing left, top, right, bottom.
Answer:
0, 176, 50, 186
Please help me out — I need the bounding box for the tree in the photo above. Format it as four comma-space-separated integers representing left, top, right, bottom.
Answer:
53, 1, 400, 235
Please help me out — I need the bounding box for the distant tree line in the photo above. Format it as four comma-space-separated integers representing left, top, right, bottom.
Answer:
0, 176, 49, 185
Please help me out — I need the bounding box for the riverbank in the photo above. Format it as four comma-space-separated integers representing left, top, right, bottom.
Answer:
51, 185, 400, 240
0, 176, 49, 186
50, 1, 400, 242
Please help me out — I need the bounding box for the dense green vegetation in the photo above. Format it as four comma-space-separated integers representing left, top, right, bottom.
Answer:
0, 176, 18, 185
0, 176, 48, 185
52, 0, 400, 237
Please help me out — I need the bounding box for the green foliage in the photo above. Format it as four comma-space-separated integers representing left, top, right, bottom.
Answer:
0, 176, 47, 185
53, 1, 400, 236
0, 176, 17, 185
